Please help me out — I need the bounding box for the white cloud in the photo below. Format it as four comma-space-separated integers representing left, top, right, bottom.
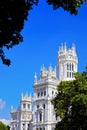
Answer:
0, 98, 6, 109
0, 118, 10, 126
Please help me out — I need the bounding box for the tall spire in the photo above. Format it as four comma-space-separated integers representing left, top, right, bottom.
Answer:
72, 43, 75, 50
72, 43, 76, 55
61, 43, 63, 50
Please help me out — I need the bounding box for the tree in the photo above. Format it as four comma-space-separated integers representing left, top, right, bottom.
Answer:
0, 0, 38, 66
47, 0, 85, 15
0, 121, 8, 130
52, 68, 87, 130
0, 0, 86, 66
7, 125, 10, 130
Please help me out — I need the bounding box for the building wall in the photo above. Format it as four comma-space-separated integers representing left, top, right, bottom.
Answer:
10, 43, 78, 130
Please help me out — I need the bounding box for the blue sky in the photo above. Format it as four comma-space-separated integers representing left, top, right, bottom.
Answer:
0, 1, 87, 122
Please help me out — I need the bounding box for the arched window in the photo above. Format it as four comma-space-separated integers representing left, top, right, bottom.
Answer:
37, 105, 39, 108
23, 123, 25, 130
70, 63, 71, 71
52, 91, 54, 95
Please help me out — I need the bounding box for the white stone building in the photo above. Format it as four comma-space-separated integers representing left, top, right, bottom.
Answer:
10, 43, 78, 130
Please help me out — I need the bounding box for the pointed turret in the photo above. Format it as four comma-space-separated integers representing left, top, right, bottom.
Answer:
34, 72, 37, 83
57, 43, 78, 81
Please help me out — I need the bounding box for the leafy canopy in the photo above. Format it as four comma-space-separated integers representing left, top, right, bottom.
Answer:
52, 67, 87, 130
0, 0, 38, 66
47, 0, 85, 15
0, 121, 8, 130
0, 0, 86, 66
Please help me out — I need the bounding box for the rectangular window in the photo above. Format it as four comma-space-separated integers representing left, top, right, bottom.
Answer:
43, 104, 45, 109
27, 124, 29, 130
55, 113, 57, 120
41, 92, 43, 96
28, 104, 30, 109
23, 104, 26, 109
72, 72, 74, 78
43, 127, 45, 130
38, 92, 40, 97
67, 72, 69, 77
37, 105, 39, 108
44, 91, 46, 96
40, 113, 42, 122
70, 72, 71, 78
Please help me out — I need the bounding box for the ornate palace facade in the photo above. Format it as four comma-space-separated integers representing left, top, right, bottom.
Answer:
10, 43, 78, 130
